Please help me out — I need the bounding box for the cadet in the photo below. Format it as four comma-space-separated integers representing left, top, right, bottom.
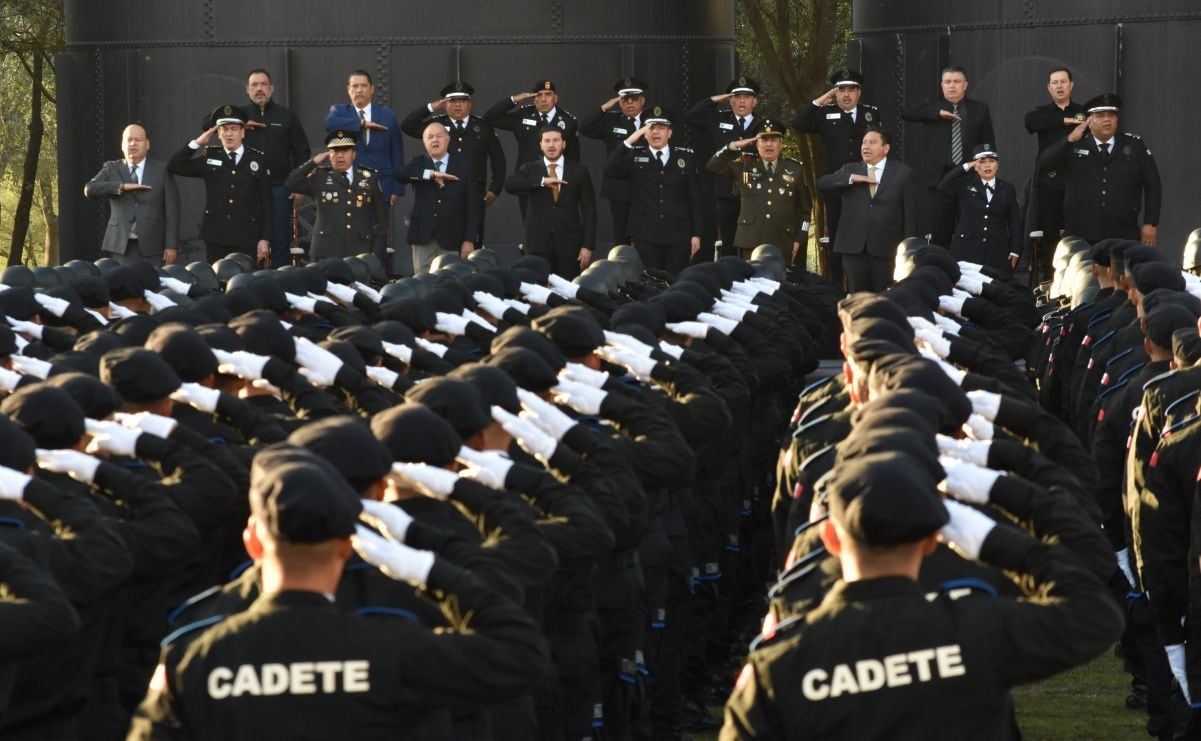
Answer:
580, 77, 650, 243
604, 106, 703, 274
283, 129, 387, 261
706, 119, 811, 262
167, 105, 273, 265
1037, 93, 1161, 245
936, 143, 1024, 274
128, 445, 550, 740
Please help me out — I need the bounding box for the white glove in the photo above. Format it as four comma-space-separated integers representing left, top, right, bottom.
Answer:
158, 276, 192, 295
32, 293, 70, 318
493, 406, 558, 462
504, 298, 531, 315
930, 357, 967, 385
353, 282, 382, 303
84, 419, 142, 457
143, 290, 177, 311
108, 302, 137, 319
915, 329, 951, 359
360, 498, 414, 543
324, 282, 357, 304
936, 434, 991, 466
939, 499, 996, 560
170, 383, 221, 413
114, 411, 178, 439
748, 276, 780, 291
933, 313, 962, 336
596, 344, 657, 382
294, 338, 344, 388
392, 462, 459, 501
719, 288, 756, 305
365, 365, 400, 389
696, 312, 737, 335
711, 300, 751, 322
552, 380, 608, 416
381, 340, 413, 364
0, 466, 31, 501
906, 315, 936, 334
351, 524, 435, 587
548, 273, 580, 298
952, 288, 972, 301
1115, 547, 1137, 589
560, 362, 609, 389
966, 390, 1003, 422
519, 281, 553, 305
964, 414, 995, 441
461, 309, 495, 332
215, 349, 271, 380
284, 292, 319, 314
84, 308, 108, 326
10, 354, 51, 380
727, 280, 762, 297
0, 367, 21, 392
938, 457, 1002, 504
603, 330, 655, 357
957, 276, 984, 296
35, 449, 101, 485
517, 388, 577, 440
957, 261, 983, 275
456, 446, 515, 490
939, 294, 967, 317
1166, 644, 1190, 699
413, 337, 448, 358
665, 321, 710, 340
472, 291, 510, 319
658, 341, 683, 359
434, 312, 469, 336
6, 316, 42, 339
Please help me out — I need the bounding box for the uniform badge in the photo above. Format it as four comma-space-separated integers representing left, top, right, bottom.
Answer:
1075, 113, 1086, 121
865, 111, 873, 122
779, 187, 786, 195
1123, 145, 1131, 156
782, 173, 795, 183
250, 161, 259, 172
738, 76, 747, 86
557, 120, 566, 130
473, 125, 481, 133
322, 192, 333, 202
677, 158, 685, 168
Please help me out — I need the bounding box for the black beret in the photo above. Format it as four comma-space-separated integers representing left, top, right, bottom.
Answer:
487, 268, 521, 299
222, 287, 265, 318
1132, 263, 1185, 296
1122, 245, 1168, 271
380, 297, 437, 334
315, 258, 355, 286
849, 396, 942, 439
110, 315, 159, 346
287, 416, 393, 493
843, 318, 917, 351
484, 346, 558, 393
532, 305, 605, 359
1089, 241, 1114, 268
1, 385, 86, 450
144, 323, 218, 383
845, 339, 911, 366
195, 324, 244, 353
249, 444, 363, 544
0, 287, 40, 321
99, 347, 182, 403
836, 426, 944, 483
47, 351, 99, 378
676, 266, 723, 297
297, 267, 329, 296
68, 277, 111, 309
866, 357, 972, 433
511, 256, 552, 284
249, 277, 289, 314
370, 402, 461, 466
42, 372, 123, 419
1144, 304, 1198, 349
825, 452, 948, 546
0, 414, 36, 472
911, 248, 962, 285
274, 270, 308, 297
319, 339, 367, 375
490, 326, 566, 372
611, 302, 667, 337
104, 266, 146, 302
1140, 289, 1201, 317
906, 265, 956, 297
405, 378, 491, 439
448, 364, 520, 414
427, 285, 466, 315
229, 310, 295, 364
328, 325, 384, 365
837, 293, 910, 331
654, 289, 709, 323
463, 272, 506, 301
189, 295, 233, 325
372, 320, 416, 348
1172, 328, 1201, 367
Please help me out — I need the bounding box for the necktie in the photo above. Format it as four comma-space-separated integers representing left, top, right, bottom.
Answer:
548, 162, 560, 203
129, 163, 138, 183
950, 104, 963, 164
868, 165, 878, 198
227, 150, 238, 167
128, 163, 139, 239
457, 120, 465, 134
656, 150, 665, 168
540, 114, 549, 127
1103, 141, 1112, 157
984, 183, 994, 202
766, 162, 774, 176
738, 116, 747, 133
337, 170, 350, 188
359, 109, 369, 145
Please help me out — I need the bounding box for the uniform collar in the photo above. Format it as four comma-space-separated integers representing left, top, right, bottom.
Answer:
824, 575, 924, 604
650, 145, 671, 161
251, 589, 338, 613
539, 107, 558, 121
357, 102, 373, 119
543, 156, 564, 169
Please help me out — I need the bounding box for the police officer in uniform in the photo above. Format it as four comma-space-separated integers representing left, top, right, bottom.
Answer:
605, 106, 703, 274
706, 119, 811, 261
937, 143, 1024, 274
580, 77, 650, 244
401, 81, 506, 246
168, 105, 273, 265
485, 79, 580, 168
793, 69, 882, 286
1038, 93, 1162, 246
283, 129, 387, 261
685, 77, 768, 258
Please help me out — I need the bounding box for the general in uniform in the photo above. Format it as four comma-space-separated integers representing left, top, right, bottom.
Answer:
283, 130, 387, 261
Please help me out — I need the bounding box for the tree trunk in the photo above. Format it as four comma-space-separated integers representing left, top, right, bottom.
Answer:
37, 174, 57, 266
8, 52, 43, 267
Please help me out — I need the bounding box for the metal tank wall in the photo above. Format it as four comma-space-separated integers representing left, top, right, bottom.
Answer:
57, 0, 736, 262
851, 0, 1200, 258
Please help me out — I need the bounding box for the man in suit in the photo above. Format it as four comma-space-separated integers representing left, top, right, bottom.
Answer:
706, 119, 811, 262
504, 126, 596, 279
397, 122, 481, 275
606, 106, 703, 274
85, 124, 180, 265
401, 81, 506, 246
168, 105, 272, 264
817, 128, 919, 292
580, 77, 649, 244
686, 76, 768, 258
323, 70, 405, 204
793, 69, 883, 287
284, 129, 387, 261
937, 144, 1024, 273
901, 66, 995, 248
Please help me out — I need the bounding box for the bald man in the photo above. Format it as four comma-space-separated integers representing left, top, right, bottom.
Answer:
85, 124, 180, 265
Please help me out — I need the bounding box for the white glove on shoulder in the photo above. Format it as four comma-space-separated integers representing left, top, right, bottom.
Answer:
158, 276, 192, 295
939, 294, 967, 317
518, 388, 577, 441
353, 282, 383, 303
0, 367, 21, 393
492, 406, 558, 461
966, 390, 1002, 422
519, 282, 553, 305
560, 362, 609, 389
0, 465, 31, 500
35, 449, 102, 485
472, 291, 509, 319
324, 282, 357, 304
658, 341, 683, 359
360, 498, 414, 543
84, 419, 142, 457
33, 294, 70, 318
10, 354, 51, 380
696, 312, 737, 335
603, 330, 654, 357
939, 500, 996, 560
351, 524, 435, 587
170, 382, 221, 413
365, 365, 400, 389
434, 312, 469, 336
665, 321, 710, 340
392, 462, 459, 500
413, 337, 448, 358
294, 337, 344, 387
964, 414, 995, 441
504, 298, 531, 315
284, 292, 318, 314
935, 434, 991, 466
456, 446, 516, 490
596, 344, 657, 382
6, 316, 42, 340
937, 457, 1002, 504
548, 274, 580, 298
552, 380, 607, 416
381, 340, 413, 364
114, 411, 178, 439
215, 349, 271, 380
143, 290, 177, 312
108, 302, 137, 319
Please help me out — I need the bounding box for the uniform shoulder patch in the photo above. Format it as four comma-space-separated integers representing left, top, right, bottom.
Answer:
674, 146, 693, 153
749, 613, 806, 652
245, 146, 266, 156
160, 614, 227, 649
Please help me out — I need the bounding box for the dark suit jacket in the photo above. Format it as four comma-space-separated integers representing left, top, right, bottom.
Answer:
397, 154, 481, 251
400, 110, 506, 197
900, 97, 995, 186
792, 102, 882, 174
84, 157, 179, 258
324, 104, 406, 199
818, 159, 919, 258
937, 165, 1023, 270
167, 144, 272, 249
504, 159, 596, 254
605, 145, 703, 245
483, 98, 580, 167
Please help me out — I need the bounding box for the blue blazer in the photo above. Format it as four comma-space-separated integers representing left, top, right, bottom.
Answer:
325, 104, 406, 199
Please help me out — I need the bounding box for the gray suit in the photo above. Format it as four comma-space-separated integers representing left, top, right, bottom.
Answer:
84, 157, 179, 262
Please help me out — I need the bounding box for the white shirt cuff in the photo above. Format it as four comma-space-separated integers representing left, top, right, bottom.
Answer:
188, 141, 200, 150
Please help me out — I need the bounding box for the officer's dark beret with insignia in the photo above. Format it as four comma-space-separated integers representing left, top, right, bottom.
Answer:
1131, 262, 1186, 296
727, 77, 760, 95
825, 452, 948, 546
1085, 92, 1121, 114
830, 69, 865, 88
615, 77, 647, 96
324, 129, 358, 149
756, 118, 785, 139
250, 444, 362, 544
645, 105, 673, 126
441, 80, 474, 99
532, 79, 557, 93
209, 104, 246, 128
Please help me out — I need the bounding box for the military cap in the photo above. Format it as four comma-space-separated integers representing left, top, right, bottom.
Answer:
844, 319, 918, 353
209, 103, 246, 128
845, 338, 912, 366
319, 339, 366, 375
1172, 328, 1201, 367
644, 105, 673, 126
104, 266, 146, 303
68, 277, 111, 309
250, 444, 362, 544
1142, 288, 1201, 317
328, 325, 384, 365
490, 326, 567, 371
972, 143, 999, 160
448, 364, 520, 415
222, 287, 264, 318
1084, 93, 1121, 114
380, 296, 437, 334
145, 323, 218, 383
1089, 242, 1113, 267
836, 426, 944, 483
511, 255, 552, 284
46, 351, 96, 378
531, 79, 557, 93
849, 395, 942, 438
484, 347, 559, 393
867, 357, 972, 433
910, 247, 962, 284
463, 272, 506, 301
99, 347, 181, 403
72, 329, 128, 357
372, 320, 417, 348
370, 402, 461, 466
826, 452, 948, 545
610, 302, 667, 337
0, 287, 39, 321
1122, 244, 1168, 272
324, 129, 357, 149
0, 265, 33, 288
1131, 262, 1186, 296
756, 118, 785, 139
229, 310, 295, 364
41, 372, 122, 419
440, 80, 473, 99
532, 306, 605, 359
837, 293, 910, 331
1144, 304, 1198, 349
405, 377, 491, 439
830, 69, 864, 88
288, 416, 393, 493
0, 414, 36, 473
654, 289, 708, 324
196, 323, 244, 353
614, 77, 648, 96
2, 385, 86, 450
316, 257, 356, 286
726, 76, 760, 95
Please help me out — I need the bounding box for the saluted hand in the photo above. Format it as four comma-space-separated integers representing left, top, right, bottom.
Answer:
849, 173, 878, 185
193, 126, 218, 146
312, 151, 331, 164
624, 123, 651, 146
710, 92, 735, 104
512, 91, 536, 104
1066, 116, 1092, 143
814, 87, 839, 106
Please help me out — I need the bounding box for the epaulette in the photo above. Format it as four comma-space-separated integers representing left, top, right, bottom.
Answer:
926, 577, 998, 602
1142, 369, 1177, 391
749, 612, 806, 652
1165, 390, 1200, 419
862, 103, 879, 109
674, 146, 694, 153
0, 517, 25, 530
1121, 132, 1143, 141
245, 146, 266, 156
356, 164, 379, 175
1104, 347, 1134, 369
356, 606, 421, 624
1086, 309, 1113, 329
1117, 361, 1148, 385
166, 585, 223, 626
161, 614, 227, 648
